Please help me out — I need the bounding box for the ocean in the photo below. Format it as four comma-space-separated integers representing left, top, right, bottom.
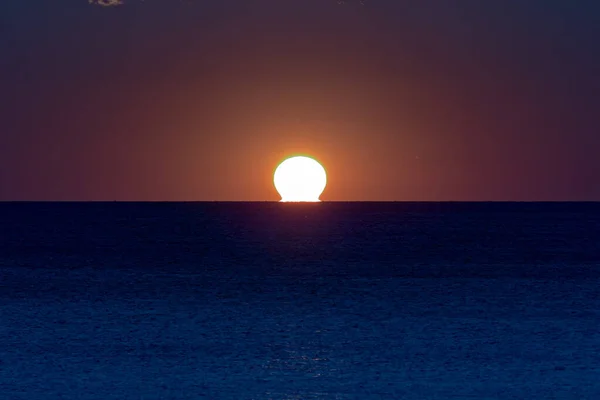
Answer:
1, 202, 599, 399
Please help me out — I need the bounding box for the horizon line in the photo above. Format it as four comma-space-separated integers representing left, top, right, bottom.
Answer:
1, 200, 599, 203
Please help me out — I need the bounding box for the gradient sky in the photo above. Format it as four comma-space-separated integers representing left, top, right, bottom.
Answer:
1, 0, 598, 201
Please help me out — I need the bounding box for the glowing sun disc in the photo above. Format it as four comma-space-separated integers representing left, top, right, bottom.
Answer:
274, 156, 327, 202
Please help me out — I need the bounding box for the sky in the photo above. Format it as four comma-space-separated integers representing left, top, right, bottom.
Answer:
1, 0, 599, 201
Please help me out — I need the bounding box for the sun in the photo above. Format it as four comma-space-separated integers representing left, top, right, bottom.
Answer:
274, 156, 327, 202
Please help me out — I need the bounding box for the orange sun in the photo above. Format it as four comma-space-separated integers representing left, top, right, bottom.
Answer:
273, 156, 327, 202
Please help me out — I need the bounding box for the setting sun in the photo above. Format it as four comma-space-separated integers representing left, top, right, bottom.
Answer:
274, 156, 327, 202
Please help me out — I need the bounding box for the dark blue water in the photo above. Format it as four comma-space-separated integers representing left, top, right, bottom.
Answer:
1, 202, 600, 399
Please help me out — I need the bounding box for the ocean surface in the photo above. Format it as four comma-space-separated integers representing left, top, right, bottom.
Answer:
1, 202, 599, 399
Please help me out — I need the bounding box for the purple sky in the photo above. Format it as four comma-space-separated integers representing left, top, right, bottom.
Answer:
1, 0, 599, 200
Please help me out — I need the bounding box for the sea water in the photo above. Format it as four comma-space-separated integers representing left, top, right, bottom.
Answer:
1, 202, 599, 399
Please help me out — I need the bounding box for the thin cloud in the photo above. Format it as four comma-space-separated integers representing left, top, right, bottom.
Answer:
88, 0, 124, 6
88, 0, 369, 6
